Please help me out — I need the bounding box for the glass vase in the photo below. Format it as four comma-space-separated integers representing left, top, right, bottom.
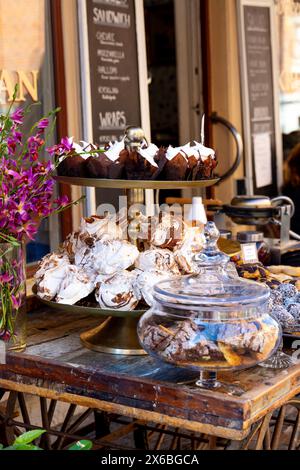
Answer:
0, 242, 27, 352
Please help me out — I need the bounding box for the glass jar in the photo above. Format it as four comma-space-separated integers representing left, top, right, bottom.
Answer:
138, 223, 280, 389
0, 242, 27, 352
237, 231, 271, 265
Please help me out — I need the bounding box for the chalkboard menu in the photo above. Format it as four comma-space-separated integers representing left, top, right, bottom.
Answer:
239, 2, 281, 196
84, 0, 141, 145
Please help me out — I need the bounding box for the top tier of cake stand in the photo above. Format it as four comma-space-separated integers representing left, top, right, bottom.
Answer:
55, 176, 219, 190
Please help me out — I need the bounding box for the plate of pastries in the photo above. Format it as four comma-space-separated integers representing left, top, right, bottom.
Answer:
237, 262, 300, 335
56, 138, 217, 181
34, 212, 209, 314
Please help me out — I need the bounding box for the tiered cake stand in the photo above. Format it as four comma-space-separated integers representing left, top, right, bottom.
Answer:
37, 176, 220, 355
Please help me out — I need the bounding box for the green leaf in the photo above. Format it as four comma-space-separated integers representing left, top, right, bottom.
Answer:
3, 444, 43, 451
68, 440, 93, 451
0, 443, 3, 449
14, 429, 46, 445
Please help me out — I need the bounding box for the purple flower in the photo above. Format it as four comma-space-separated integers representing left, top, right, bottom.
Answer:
55, 195, 69, 207
46, 136, 74, 157
37, 118, 49, 130
12, 130, 22, 143
11, 294, 22, 309
0, 329, 11, 342
61, 136, 74, 152
11, 108, 24, 125
0, 273, 13, 283
7, 137, 17, 155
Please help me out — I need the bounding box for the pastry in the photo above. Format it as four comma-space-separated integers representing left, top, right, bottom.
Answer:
86, 140, 128, 179
173, 226, 204, 274
134, 269, 174, 306
180, 143, 201, 180
63, 213, 125, 263
162, 146, 189, 180
56, 265, 95, 305
277, 282, 298, 299
78, 239, 139, 275
236, 263, 270, 281
138, 143, 163, 179
154, 147, 167, 176
270, 273, 293, 283
35, 253, 70, 301
57, 155, 87, 177
287, 304, 300, 321
271, 306, 296, 329
96, 270, 141, 310
80, 214, 124, 241
181, 141, 217, 180
62, 231, 95, 262
57, 140, 97, 178
138, 212, 185, 250
217, 343, 243, 367
135, 248, 180, 275
268, 265, 300, 277
125, 143, 160, 180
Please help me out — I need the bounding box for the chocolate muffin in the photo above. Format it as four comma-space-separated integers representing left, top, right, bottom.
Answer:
57, 154, 87, 177
194, 156, 217, 179
162, 147, 189, 180
153, 147, 167, 178
85, 154, 111, 178
125, 148, 158, 180
86, 144, 128, 179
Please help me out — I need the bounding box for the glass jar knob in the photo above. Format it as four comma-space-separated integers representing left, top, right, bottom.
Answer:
193, 221, 230, 268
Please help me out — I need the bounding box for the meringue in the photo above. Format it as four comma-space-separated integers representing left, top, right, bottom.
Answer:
134, 269, 174, 306
62, 231, 94, 261
174, 226, 204, 274
35, 253, 70, 301
135, 248, 180, 275
78, 239, 139, 275
80, 214, 124, 241
96, 270, 141, 310
137, 213, 185, 250
56, 265, 95, 305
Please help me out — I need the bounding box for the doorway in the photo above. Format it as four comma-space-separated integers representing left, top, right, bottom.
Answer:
144, 0, 204, 147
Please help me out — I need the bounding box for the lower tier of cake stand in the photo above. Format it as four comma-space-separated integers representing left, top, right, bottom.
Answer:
80, 316, 146, 355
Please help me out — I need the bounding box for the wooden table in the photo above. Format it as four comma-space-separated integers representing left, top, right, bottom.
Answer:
0, 308, 300, 450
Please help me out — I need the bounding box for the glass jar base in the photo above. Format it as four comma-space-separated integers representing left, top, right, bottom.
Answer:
196, 377, 221, 389
195, 371, 244, 395
259, 351, 296, 369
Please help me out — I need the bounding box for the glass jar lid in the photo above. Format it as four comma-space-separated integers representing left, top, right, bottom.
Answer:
153, 222, 269, 309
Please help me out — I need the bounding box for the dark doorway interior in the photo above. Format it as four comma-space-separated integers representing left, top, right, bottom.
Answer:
144, 0, 179, 148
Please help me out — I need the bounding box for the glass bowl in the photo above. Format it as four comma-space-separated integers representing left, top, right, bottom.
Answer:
137, 222, 281, 390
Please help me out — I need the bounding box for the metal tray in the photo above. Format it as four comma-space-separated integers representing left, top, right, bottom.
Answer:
33, 285, 146, 319
55, 175, 219, 190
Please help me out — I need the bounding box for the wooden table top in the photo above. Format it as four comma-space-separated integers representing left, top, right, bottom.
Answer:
1, 308, 300, 441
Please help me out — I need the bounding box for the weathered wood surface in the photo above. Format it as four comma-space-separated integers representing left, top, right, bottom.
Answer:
1, 307, 300, 440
